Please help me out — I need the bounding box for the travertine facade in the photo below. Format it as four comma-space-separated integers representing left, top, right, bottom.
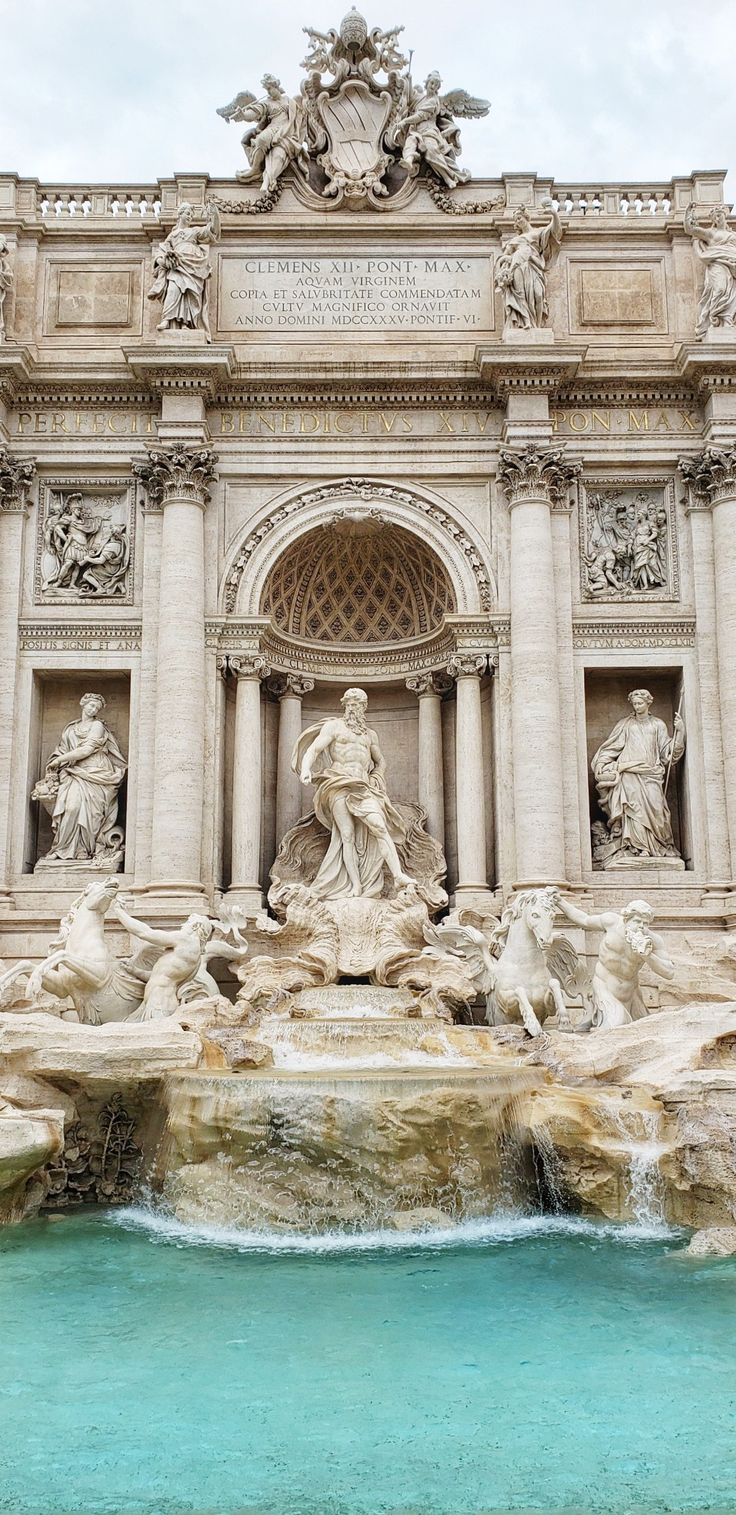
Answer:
1, 12, 736, 978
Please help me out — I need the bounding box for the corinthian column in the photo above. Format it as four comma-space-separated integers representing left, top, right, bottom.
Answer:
447, 654, 488, 903
272, 673, 314, 844
229, 654, 270, 910
0, 451, 35, 894
133, 446, 216, 899
406, 672, 446, 844
680, 448, 736, 878
499, 445, 580, 884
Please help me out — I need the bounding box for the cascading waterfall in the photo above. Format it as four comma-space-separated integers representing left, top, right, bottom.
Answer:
624, 1110, 667, 1227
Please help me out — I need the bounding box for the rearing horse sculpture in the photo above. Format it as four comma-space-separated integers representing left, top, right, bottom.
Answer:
488, 888, 572, 1037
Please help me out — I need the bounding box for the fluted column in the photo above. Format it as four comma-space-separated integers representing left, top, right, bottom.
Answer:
448, 654, 488, 902
133, 446, 216, 898
229, 654, 270, 908
406, 672, 446, 844
499, 445, 580, 884
273, 673, 314, 843
0, 451, 35, 894
680, 449, 736, 878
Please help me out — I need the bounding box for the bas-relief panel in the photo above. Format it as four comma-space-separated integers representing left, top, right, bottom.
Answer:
42, 260, 145, 337
34, 479, 135, 607
578, 479, 679, 603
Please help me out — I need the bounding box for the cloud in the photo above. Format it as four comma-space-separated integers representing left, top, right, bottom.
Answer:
0, 0, 733, 198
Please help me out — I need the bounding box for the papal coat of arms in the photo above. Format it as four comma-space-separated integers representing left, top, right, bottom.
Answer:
217, 8, 489, 208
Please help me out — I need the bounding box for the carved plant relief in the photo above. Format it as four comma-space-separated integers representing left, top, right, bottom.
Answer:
580, 482, 677, 602
37, 482, 133, 604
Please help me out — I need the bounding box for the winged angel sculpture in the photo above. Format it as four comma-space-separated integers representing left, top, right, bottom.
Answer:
217, 8, 489, 205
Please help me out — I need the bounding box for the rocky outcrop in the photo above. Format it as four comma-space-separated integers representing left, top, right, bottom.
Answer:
0, 1011, 205, 1222
528, 1004, 736, 1227
1, 1000, 735, 1235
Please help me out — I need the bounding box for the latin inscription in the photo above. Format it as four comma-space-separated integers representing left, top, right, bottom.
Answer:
12, 406, 701, 439
218, 256, 493, 331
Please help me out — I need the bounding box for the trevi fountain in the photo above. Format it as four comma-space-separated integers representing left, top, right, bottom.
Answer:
1, 10, 736, 1513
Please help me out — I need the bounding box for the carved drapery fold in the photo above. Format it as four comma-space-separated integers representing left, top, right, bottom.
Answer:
0, 449, 35, 511
133, 446, 217, 508
498, 445, 581, 507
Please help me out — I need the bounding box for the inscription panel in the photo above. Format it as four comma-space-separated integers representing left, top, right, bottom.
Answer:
218, 255, 493, 331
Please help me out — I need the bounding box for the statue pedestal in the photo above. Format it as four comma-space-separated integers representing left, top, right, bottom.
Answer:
501, 326, 555, 345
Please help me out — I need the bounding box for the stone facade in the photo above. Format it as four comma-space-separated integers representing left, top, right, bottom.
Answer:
1, 119, 736, 964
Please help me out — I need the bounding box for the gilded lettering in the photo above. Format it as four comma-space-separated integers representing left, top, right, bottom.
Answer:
591, 410, 611, 432
654, 410, 671, 430
438, 412, 455, 434
34, 413, 48, 434
220, 411, 236, 433
50, 411, 68, 434
679, 411, 696, 431
568, 411, 589, 432
16, 412, 32, 435
628, 410, 649, 431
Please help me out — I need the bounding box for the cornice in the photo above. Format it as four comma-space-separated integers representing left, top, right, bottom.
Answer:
123, 343, 237, 399
475, 343, 586, 395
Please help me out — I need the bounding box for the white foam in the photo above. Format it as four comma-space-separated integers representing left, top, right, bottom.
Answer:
111, 1204, 678, 1255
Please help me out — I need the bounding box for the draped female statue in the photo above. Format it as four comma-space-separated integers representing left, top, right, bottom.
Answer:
147, 201, 219, 342
591, 689, 685, 864
495, 200, 562, 332
684, 204, 736, 340
33, 693, 127, 870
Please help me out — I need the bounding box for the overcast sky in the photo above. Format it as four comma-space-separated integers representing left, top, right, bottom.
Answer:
1, 0, 734, 196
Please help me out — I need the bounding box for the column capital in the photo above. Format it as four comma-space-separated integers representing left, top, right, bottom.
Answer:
132, 445, 217, 508
0, 448, 35, 513
447, 653, 487, 679
498, 444, 581, 508
406, 671, 453, 696
229, 653, 270, 681
268, 672, 315, 698
679, 447, 736, 508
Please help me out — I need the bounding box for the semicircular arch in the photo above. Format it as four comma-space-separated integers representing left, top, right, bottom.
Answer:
221, 477, 496, 618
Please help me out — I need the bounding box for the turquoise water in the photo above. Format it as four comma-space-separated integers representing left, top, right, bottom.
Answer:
1, 1209, 735, 1515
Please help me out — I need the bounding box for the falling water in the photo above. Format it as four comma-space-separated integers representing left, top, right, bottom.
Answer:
624, 1111, 667, 1228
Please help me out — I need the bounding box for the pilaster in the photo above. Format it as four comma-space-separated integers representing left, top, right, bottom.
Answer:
0, 450, 35, 900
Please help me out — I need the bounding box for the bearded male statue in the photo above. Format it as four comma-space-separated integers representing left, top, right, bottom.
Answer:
292, 688, 416, 900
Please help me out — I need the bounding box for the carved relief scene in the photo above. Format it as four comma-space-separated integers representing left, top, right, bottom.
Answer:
580, 482, 677, 601
37, 482, 133, 602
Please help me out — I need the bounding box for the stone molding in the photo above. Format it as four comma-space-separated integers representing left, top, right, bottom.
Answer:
223, 477, 495, 616
18, 621, 141, 652
132, 446, 217, 507
498, 445, 582, 506
0, 448, 35, 512
679, 447, 736, 507
571, 617, 695, 649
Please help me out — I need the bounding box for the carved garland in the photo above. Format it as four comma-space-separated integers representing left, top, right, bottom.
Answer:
224, 478, 494, 614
